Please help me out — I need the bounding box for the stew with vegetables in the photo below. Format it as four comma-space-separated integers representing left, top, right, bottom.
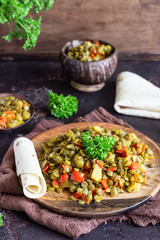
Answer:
39, 126, 154, 205
67, 40, 113, 62
0, 96, 31, 129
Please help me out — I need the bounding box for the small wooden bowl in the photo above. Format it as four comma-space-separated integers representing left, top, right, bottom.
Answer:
60, 40, 118, 92
0, 93, 35, 134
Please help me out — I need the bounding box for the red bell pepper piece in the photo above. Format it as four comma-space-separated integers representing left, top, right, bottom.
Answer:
60, 173, 69, 184
104, 166, 117, 172
121, 151, 127, 158
100, 179, 108, 190
141, 144, 145, 152
91, 53, 95, 58
69, 165, 73, 172
81, 194, 89, 204
52, 180, 61, 187
72, 192, 81, 199
84, 165, 90, 171
129, 162, 140, 170
117, 180, 123, 188
82, 170, 89, 178
72, 192, 89, 204
92, 188, 97, 195
43, 164, 50, 173
60, 163, 73, 173
92, 188, 105, 195
132, 143, 145, 154
93, 160, 104, 169
95, 41, 100, 46
116, 146, 126, 154
71, 170, 84, 183
60, 163, 65, 168
75, 140, 83, 148
5, 110, 16, 119
116, 146, 127, 157
84, 161, 91, 171
0, 117, 7, 124
132, 143, 138, 152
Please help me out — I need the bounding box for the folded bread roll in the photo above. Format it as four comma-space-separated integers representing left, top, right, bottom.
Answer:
114, 71, 160, 119
14, 137, 46, 199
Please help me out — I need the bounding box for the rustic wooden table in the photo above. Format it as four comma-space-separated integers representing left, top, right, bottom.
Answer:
0, 59, 160, 240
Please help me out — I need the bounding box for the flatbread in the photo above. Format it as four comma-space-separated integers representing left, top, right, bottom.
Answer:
14, 137, 46, 199
114, 71, 160, 119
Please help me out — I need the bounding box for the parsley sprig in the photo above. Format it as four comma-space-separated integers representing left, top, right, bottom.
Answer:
81, 131, 115, 160
48, 91, 78, 119
0, 0, 54, 50
0, 213, 3, 227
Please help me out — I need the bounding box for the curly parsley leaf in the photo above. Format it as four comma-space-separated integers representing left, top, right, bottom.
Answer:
48, 91, 78, 119
0, 0, 54, 50
0, 213, 3, 227
81, 131, 115, 160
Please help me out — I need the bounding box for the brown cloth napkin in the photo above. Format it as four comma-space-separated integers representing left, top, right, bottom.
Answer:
0, 107, 160, 239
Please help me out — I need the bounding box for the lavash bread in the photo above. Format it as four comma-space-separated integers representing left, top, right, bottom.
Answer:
114, 71, 160, 119
13, 137, 46, 199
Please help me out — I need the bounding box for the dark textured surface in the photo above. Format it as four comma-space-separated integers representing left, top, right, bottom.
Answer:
0, 59, 160, 239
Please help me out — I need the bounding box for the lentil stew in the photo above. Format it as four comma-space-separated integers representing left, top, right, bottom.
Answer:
39, 126, 153, 205
0, 95, 31, 129
67, 40, 113, 62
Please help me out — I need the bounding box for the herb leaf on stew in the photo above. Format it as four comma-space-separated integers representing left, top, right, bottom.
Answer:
81, 131, 115, 160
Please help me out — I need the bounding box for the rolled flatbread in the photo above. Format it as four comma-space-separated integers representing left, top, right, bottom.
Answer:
13, 137, 46, 199
114, 71, 160, 119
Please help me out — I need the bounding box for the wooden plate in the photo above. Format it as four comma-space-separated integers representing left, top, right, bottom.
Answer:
32, 122, 160, 218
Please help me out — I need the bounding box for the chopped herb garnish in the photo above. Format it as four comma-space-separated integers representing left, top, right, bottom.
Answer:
48, 91, 78, 119
0, 213, 3, 227
0, 0, 54, 50
81, 131, 115, 160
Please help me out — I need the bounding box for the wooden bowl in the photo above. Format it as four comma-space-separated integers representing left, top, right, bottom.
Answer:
60, 40, 118, 92
0, 93, 35, 134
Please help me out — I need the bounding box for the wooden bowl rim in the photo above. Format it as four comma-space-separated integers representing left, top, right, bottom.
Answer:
0, 93, 35, 132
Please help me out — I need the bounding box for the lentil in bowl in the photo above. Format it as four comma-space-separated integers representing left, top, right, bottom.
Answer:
67, 40, 113, 62
0, 93, 34, 132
